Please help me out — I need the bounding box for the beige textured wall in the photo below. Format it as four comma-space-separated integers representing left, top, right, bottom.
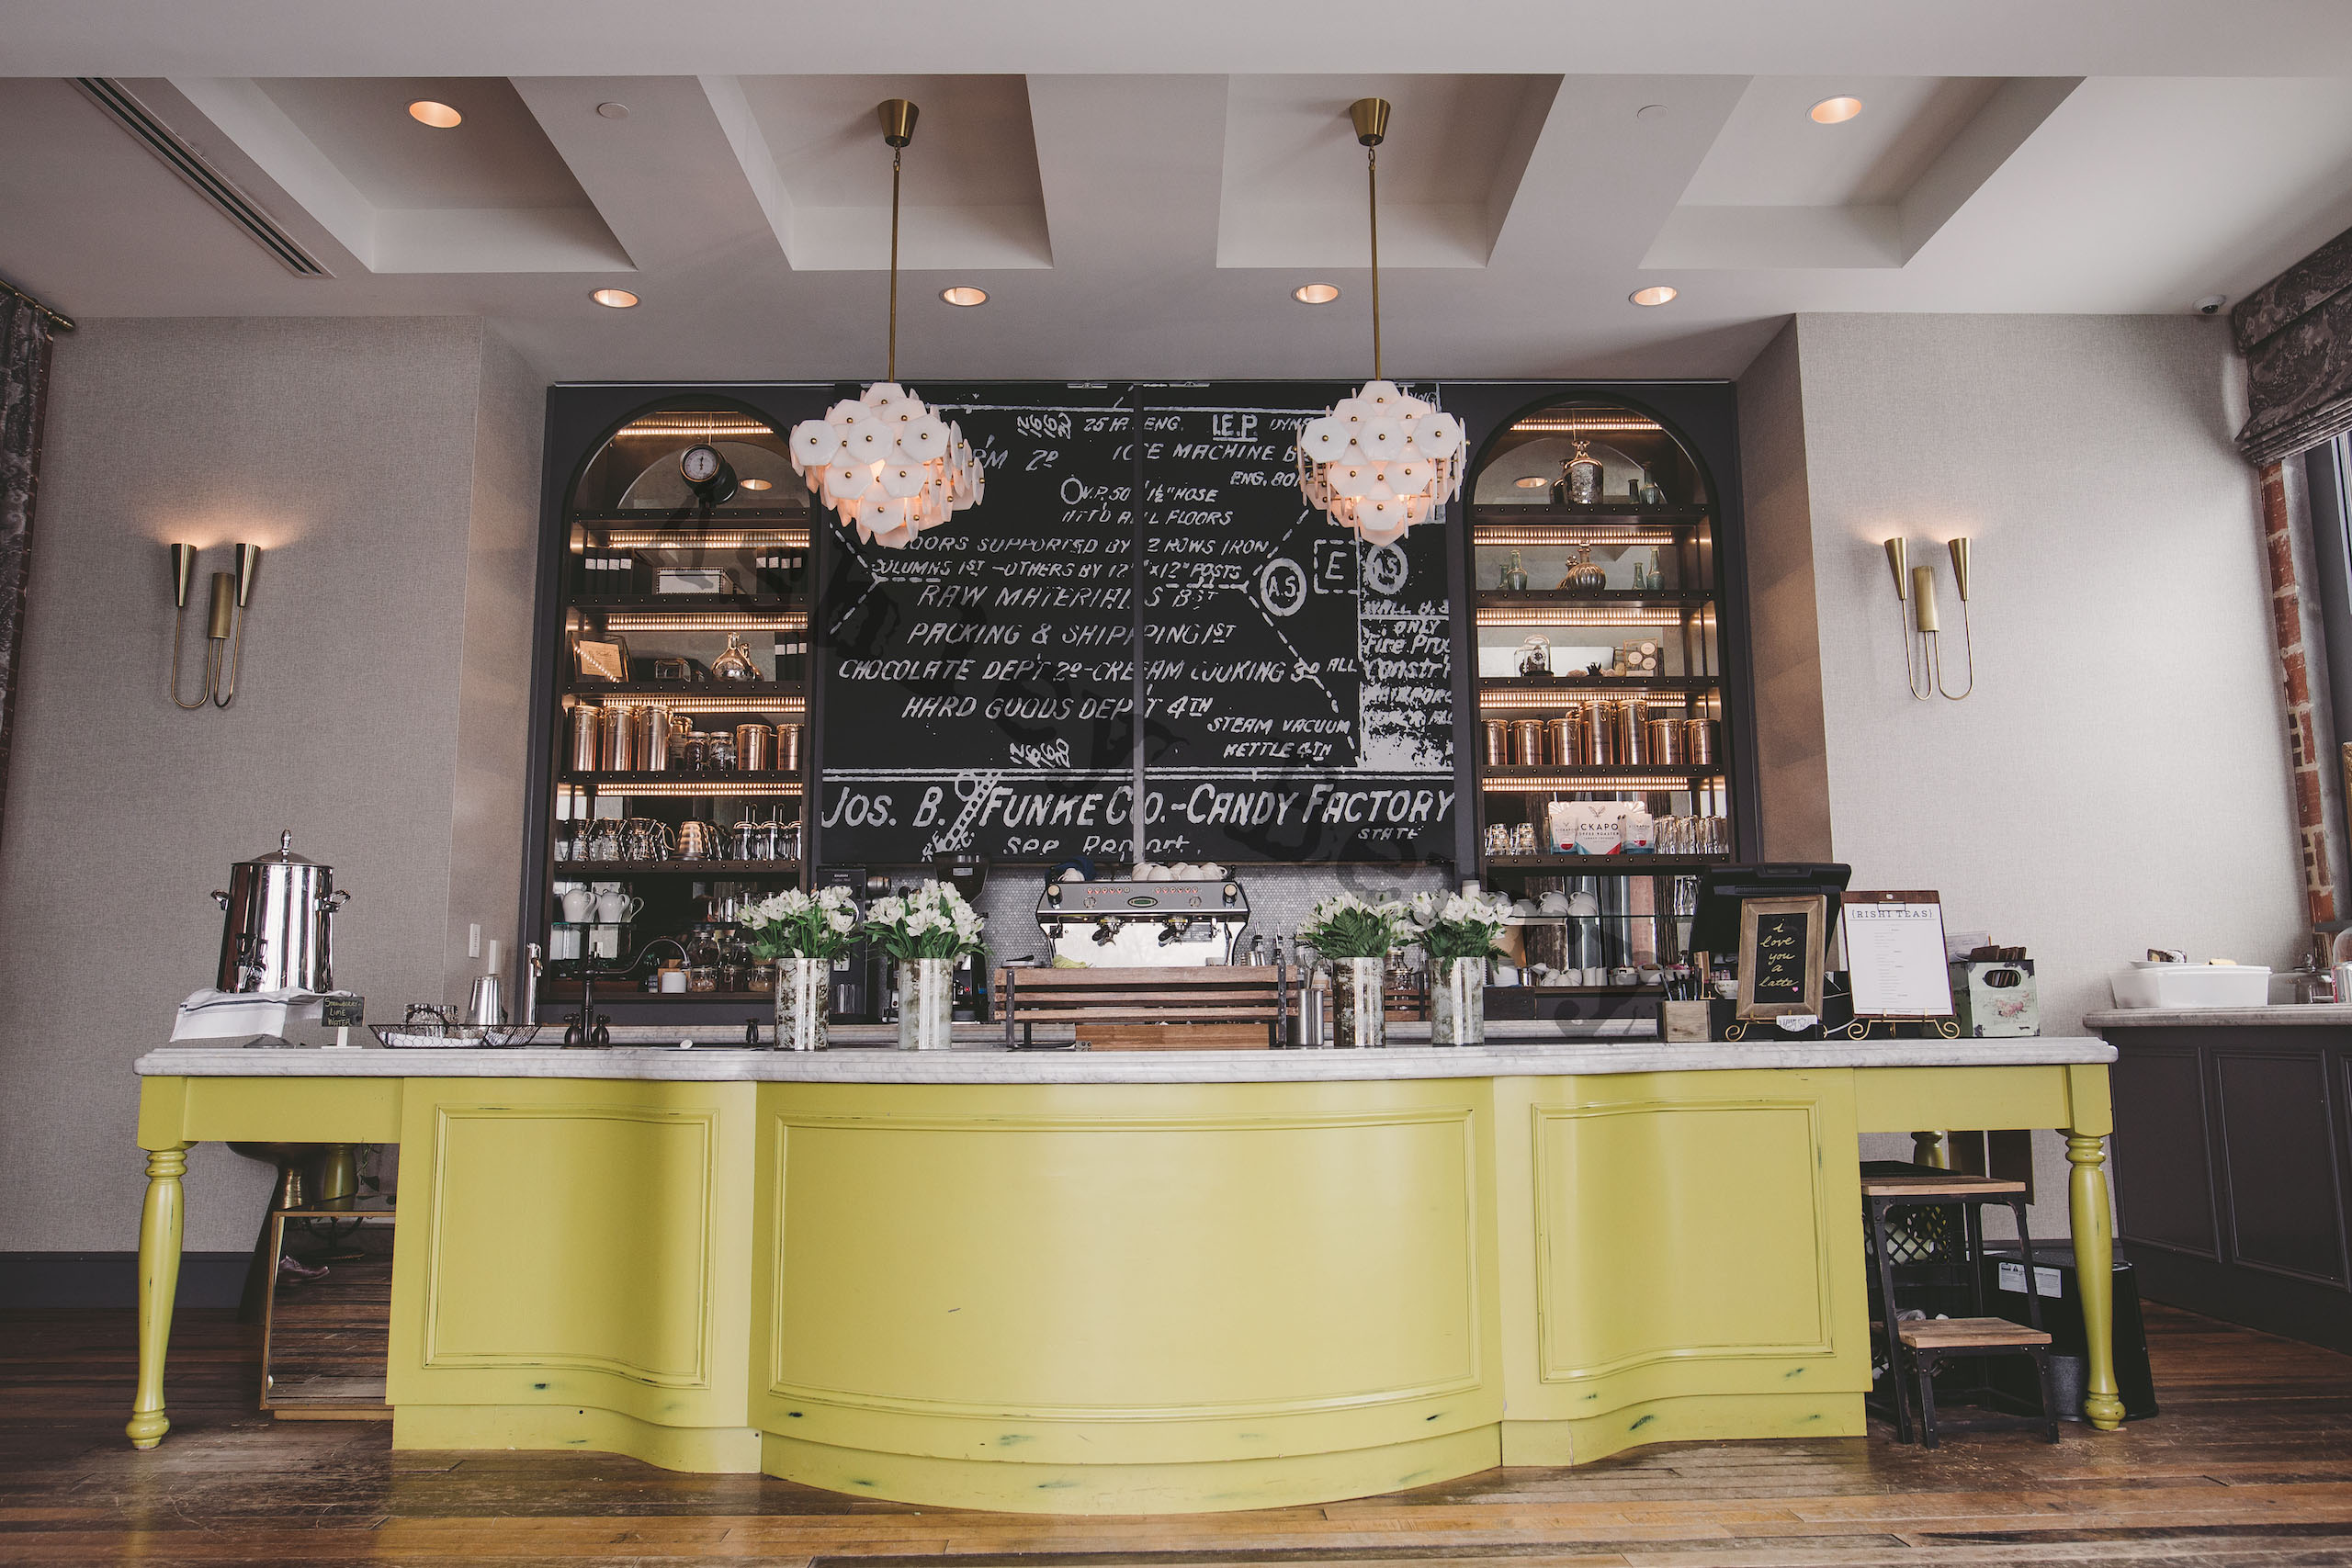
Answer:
1759, 313, 2296, 1238
0, 318, 541, 1252
1791, 313, 2299, 1029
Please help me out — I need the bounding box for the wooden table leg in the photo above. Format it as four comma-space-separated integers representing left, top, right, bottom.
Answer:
2066, 1131, 2126, 1431
1911, 1130, 1950, 1168
126, 1143, 189, 1449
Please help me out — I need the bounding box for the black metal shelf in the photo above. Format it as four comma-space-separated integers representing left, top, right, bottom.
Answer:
571, 593, 807, 610
558, 861, 803, 877
1487, 859, 1724, 874
567, 771, 805, 787
1479, 765, 1723, 782
1479, 676, 1718, 695
1472, 503, 1710, 523
571, 509, 809, 523
1477, 590, 1713, 609
567, 681, 807, 699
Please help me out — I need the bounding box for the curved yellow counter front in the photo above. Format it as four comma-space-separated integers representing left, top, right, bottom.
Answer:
128, 1041, 2121, 1513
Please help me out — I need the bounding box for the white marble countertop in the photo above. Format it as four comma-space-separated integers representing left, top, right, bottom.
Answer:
138, 1035, 2115, 1084
2087, 1004, 2352, 1028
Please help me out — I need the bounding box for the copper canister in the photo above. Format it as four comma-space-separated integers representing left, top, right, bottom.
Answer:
633, 705, 672, 772
598, 705, 636, 772
1545, 714, 1582, 768
1621, 697, 1651, 765
777, 723, 804, 772
1645, 716, 1686, 764
1482, 719, 1511, 767
1510, 717, 1547, 768
735, 723, 775, 773
1585, 700, 1618, 766
569, 705, 602, 773
1684, 717, 1717, 763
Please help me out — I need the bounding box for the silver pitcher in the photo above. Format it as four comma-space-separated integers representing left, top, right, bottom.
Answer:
211, 830, 350, 993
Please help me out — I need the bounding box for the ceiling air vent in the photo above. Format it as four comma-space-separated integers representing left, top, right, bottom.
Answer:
74, 78, 332, 278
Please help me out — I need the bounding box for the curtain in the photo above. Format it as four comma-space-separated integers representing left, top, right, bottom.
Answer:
0, 293, 57, 843
2235, 222, 2352, 467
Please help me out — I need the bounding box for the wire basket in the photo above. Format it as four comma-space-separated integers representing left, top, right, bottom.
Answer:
371, 1009, 542, 1049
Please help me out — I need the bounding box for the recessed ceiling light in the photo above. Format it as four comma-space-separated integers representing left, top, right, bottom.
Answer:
739, 477, 773, 491
1634, 104, 1668, 121
940, 286, 987, 307
1809, 96, 1862, 125
595, 102, 630, 120
1514, 476, 1550, 490
590, 288, 639, 309
1630, 286, 1679, 307
408, 100, 462, 129
1293, 283, 1341, 305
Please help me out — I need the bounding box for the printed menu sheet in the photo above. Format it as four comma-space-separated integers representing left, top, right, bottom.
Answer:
1842, 895, 1955, 1018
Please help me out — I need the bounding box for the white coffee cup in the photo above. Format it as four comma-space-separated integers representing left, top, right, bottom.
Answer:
1538, 892, 1571, 916
594, 891, 642, 923
560, 888, 595, 923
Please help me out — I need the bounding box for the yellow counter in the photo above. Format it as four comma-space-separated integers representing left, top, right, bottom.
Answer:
126, 1042, 2120, 1512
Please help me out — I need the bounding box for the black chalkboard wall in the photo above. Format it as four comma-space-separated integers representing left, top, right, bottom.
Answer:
818, 381, 1455, 864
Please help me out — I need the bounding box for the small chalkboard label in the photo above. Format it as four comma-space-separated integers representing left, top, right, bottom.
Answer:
322, 996, 364, 1028
1737, 897, 1826, 1021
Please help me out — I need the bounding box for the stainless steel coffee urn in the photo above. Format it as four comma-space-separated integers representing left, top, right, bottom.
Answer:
211, 830, 351, 992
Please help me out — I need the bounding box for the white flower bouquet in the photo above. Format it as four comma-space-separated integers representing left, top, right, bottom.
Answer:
739, 885, 862, 961
864, 880, 987, 962
1295, 890, 1411, 959
1408, 888, 1516, 962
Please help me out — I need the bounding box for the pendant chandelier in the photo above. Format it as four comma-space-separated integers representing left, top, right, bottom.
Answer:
788, 98, 983, 550
1295, 97, 1466, 546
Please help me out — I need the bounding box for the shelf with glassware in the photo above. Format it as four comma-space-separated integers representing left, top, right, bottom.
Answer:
539, 402, 822, 1011
1459, 397, 1740, 1010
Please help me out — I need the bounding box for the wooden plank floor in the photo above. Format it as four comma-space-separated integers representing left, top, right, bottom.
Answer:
7, 1303, 2352, 1565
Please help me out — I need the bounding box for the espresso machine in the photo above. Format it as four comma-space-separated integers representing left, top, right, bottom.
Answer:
1036, 873, 1251, 967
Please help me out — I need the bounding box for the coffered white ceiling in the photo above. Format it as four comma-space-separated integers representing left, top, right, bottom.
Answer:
5, 0, 2352, 381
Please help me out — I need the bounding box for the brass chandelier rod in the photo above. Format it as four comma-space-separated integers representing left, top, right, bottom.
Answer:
878, 98, 919, 383
1351, 96, 1391, 380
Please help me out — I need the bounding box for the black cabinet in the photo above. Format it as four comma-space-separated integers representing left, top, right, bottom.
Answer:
2105, 1018, 2352, 1349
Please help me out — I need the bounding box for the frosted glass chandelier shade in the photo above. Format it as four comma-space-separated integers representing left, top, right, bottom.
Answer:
1295, 380, 1465, 544
788, 384, 982, 549
1295, 99, 1463, 544
783, 98, 983, 550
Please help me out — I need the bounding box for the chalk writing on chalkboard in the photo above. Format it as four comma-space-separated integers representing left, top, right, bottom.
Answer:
1736, 895, 1826, 1020
818, 381, 1455, 865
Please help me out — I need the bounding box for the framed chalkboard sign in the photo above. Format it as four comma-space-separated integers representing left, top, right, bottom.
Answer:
1737, 895, 1826, 1020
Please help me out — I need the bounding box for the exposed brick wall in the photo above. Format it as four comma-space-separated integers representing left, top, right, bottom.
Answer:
2260, 460, 2339, 924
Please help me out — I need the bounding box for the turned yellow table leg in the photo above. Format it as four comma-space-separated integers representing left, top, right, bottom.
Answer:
2066, 1131, 2125, 1430
1912, 1130, 1950, 1168
126, 1143, 189, 1449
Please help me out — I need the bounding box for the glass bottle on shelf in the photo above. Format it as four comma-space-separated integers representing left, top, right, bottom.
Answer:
1499, 549, 1530, 592
685, 925, 720, 992
717, 925, 748, 993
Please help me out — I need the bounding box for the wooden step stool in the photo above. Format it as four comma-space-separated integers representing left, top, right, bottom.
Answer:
1863, 1173, 2060, 1449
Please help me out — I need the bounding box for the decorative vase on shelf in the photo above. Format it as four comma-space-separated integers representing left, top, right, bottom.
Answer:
1428, 958, 1487, 1046
1499, 549, 1530, 592
1560, 543, 1609, 592
898, 957, 955, 1050
1331, 956, 1387, 1049
774, 956, 829, 1051
1559, 438, 1603, 507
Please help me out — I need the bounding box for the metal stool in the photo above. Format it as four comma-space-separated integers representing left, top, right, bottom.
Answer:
1863, 1173, 2060, 1448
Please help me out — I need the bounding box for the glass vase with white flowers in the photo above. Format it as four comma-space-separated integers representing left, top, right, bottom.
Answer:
739, 886, 863, 1051
864, 881, 987, 1049
1409, 888, 1514, 1045
1295, 891, 1410, 1048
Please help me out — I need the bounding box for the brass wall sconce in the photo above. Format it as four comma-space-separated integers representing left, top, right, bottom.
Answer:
1882, 536, 1974, 701
169, 543, 261, 709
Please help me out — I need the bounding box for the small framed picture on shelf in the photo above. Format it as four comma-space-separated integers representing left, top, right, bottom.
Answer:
573, 636, 631, 683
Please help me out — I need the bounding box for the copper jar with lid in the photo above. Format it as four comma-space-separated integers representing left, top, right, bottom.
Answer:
735, 723, 775, 773
597, 705, 636, 772
1482, 718, 1511, 768
1619, 697, 1651, 766
1644, 716, 1686, 765
1684, 716, 1717, 763
1585, 700, 1621, 766
1510, 717, 1547, 768
1546, 707, 1586, 768
777, 723, 804, 773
